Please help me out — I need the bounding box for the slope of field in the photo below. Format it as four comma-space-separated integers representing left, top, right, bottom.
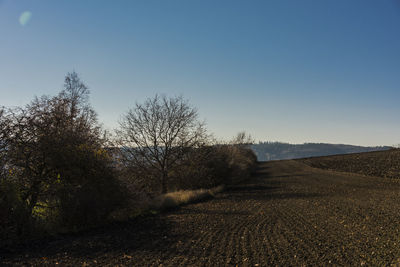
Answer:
251, 142, 391, 161
300, 149, 400, 179
2, 160, 400, 266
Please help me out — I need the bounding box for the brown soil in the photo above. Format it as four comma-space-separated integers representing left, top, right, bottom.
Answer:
300, 148, 400, 179
2, 160, 400, 266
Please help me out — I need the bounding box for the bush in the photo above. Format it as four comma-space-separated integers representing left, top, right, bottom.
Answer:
0, 72, 125, 238
170, 146, 231, 190
56, 150, 125, 229
0, 179, 32, 246
223, 144, 258, 184
169, 144, 257, 191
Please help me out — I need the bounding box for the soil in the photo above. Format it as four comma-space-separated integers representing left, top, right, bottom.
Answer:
2, 160, 400, 266
299, 148, 400, 179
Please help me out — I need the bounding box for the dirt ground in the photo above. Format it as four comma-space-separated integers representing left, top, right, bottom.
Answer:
300, 148, 400, 179
2, 160, 400, 266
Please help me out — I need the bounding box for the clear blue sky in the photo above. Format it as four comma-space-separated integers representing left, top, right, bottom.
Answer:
1, 0, 400, 146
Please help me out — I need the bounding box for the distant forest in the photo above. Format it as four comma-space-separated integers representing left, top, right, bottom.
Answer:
251, 142, 392, 161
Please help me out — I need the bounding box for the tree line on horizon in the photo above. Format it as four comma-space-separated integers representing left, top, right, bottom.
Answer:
0, 72, 256, 245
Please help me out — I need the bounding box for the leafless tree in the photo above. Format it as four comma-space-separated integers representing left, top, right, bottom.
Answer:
117, 95, 207, 193
231, 131, 254, 146
0, 107, 10, 179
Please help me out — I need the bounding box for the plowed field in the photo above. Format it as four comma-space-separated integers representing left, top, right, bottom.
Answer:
300, 148, 400, 179
3, 160, 400, 266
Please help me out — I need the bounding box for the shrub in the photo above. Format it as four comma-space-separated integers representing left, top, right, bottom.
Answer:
56, 149, 125, 229
170, 146, 231, 190
0, 179, 32, 246
169, 143, 257, 190
0, 72, 125, 235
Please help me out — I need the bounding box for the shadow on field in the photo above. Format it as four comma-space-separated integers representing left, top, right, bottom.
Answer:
2, 161, 323, 264
272, 174, 308, 179
253, 164, 271, 176
224, 186, 323, 201
222, 162, 324, 201
228, 185, 279, 192
178, 208, 251, 216
1, 215, 183, 262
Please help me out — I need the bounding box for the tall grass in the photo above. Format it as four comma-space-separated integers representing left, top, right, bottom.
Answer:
152, 185, 225, 210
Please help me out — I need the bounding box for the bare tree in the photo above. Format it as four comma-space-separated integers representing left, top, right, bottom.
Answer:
0, 108, 10, 179
117, 95, 207, 193
231, 131, 254, 147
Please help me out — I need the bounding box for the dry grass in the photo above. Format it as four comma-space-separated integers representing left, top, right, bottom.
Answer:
151, 185, 225, 210
108, 185, 225, 221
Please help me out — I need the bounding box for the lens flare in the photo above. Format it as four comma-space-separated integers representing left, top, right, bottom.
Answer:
19, 11, 32, 26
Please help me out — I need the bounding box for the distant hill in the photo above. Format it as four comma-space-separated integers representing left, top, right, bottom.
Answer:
251, 142, 392, 161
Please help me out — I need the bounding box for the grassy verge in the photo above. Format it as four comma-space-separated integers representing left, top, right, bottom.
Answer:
109, 185, 225, 221
151, 185, 225, 211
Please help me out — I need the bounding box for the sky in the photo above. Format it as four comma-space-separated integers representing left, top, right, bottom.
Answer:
1, 0, 400, 146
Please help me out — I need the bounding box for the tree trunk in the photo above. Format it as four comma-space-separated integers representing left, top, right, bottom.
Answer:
161, 171, 168, 194
23, 180, 41, 215
28, 190, 39, 215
